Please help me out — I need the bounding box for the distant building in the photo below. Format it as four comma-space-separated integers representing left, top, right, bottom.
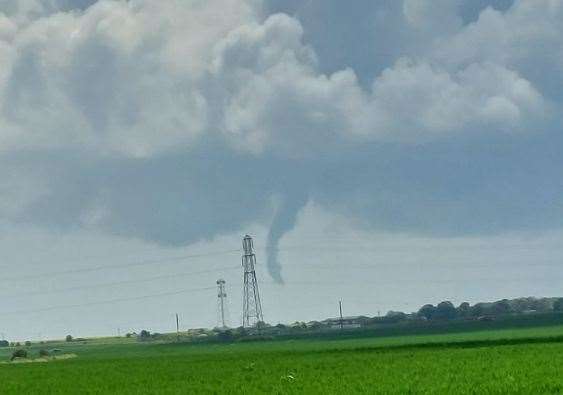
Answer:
322, 316, 368, 330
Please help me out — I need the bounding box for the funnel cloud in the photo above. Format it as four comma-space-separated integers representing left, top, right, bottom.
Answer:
266, 191, 309, 283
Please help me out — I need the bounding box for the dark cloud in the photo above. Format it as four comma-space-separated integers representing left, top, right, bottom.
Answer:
0, 0, 562, 283
313, 132, 563, 236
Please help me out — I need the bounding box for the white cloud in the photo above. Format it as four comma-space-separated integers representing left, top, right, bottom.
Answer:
0, 0, 257, 157
360, 60, 543, 140
212, 14, 367, 155
0, 0, 554, 159
209, 8, 546, 153
432, 1, 563, 96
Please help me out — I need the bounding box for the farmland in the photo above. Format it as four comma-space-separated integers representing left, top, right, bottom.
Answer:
0, 324, 562, 394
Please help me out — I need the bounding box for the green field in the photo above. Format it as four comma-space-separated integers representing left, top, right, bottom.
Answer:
1, 325, 562, 394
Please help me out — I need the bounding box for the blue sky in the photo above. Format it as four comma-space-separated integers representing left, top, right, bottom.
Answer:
0, 0, 562, 340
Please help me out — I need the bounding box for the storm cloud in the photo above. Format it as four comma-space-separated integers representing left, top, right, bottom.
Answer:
1, 0, 563, 281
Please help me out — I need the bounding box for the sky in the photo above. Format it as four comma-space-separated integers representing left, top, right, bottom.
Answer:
0, 0, 562, 340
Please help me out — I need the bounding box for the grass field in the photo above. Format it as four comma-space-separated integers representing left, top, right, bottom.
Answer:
1, 325, 562, 394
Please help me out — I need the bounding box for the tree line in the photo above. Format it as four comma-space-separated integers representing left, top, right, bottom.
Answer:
414, 297, 563, 321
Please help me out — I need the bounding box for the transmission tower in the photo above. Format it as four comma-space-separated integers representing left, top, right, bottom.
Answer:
242, 235, 263, 328
216, 279, 228, 329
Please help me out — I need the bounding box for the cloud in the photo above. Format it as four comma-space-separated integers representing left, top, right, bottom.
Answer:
0, 0, 259, 156
433, 1, 563, 102
211, 12, 544, 152
0, 0, 549, 156
403, 0, 462, 34
0, 0, 562, 281
365, 60, 544, 140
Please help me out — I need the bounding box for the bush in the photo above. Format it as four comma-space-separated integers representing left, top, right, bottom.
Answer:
38, 349, 50, 357
11, 349, 27, 361
65, 335, 73, 342
25, 341, 31, 347
217, 330, 234, 342
384, 311, 407, 324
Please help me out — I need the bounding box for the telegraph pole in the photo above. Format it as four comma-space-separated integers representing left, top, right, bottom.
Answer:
242, 235, 264, 328
339, 300, 344, 331
175, 314, 180, 342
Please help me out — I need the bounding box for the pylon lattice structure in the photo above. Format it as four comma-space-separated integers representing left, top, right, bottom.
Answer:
242, 235, 263, 328
216, 279, 228, 329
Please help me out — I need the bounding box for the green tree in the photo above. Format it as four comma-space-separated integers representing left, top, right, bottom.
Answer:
470, 303, 487, 317
434, 301, 457, 320
307, 321, 323, 330
457, 302, 471, 317
554, 298, 563, 312
491, 299, 511, 315
384, 311, 407, 323
418, 304, 435, 320
530, 298, 551, 312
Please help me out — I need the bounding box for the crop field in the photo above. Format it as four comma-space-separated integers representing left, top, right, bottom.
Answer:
0, 325, 562, 394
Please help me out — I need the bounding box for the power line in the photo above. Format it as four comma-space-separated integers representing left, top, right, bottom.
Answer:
0, 286, 216, 316
4, 273, 554, 301
278, 260, 563, 269
0, 277, 557, 317
3, 242, 560, 284
0, 263, 560, 298
0, 249, 240, 282
1, 266, 240, 299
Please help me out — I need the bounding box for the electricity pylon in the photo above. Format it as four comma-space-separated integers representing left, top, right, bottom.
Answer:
241, 235, 263, 328
217, 279, 228, 329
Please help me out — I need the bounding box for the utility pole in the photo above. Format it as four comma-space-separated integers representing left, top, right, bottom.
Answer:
217, 279, 228, 329
242, 235, 264, 328
339, 300, 344, 331
175, 314, 180, 342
